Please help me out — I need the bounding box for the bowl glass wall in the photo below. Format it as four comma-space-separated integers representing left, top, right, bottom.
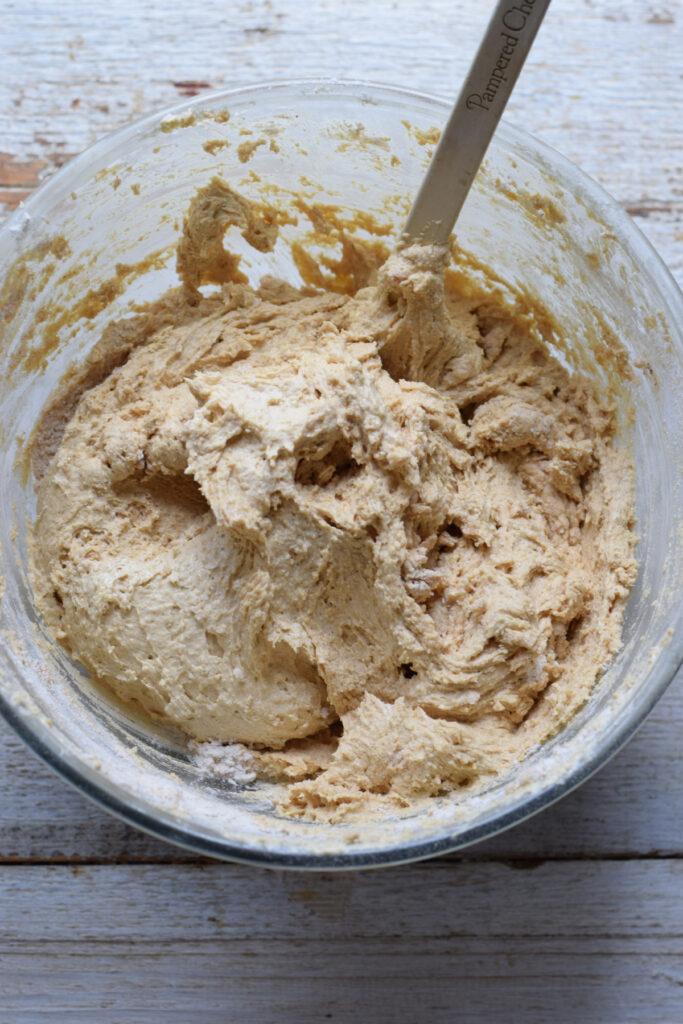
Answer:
0, 81, 680, 867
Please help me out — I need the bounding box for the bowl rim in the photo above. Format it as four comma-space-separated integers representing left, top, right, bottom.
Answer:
1, 77, 681, 870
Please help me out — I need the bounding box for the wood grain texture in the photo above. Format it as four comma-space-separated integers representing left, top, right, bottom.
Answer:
1, 861, 682, 1023
0, 0, 681, 280
2, 669, 682, 864
0, 2, 682, 1020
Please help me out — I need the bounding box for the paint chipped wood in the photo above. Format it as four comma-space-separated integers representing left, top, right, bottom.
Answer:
0, 1, 681, 1020
1, 861, 682, 1022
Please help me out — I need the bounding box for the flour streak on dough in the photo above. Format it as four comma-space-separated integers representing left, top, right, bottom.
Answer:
31, 179, 637, 821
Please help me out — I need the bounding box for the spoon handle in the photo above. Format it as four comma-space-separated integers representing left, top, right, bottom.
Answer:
401, 0, 552, 247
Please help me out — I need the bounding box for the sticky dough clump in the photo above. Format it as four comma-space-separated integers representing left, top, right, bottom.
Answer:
32, 181, 637, 820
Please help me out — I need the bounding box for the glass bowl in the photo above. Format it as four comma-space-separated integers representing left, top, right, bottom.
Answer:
0, 80, 680, 868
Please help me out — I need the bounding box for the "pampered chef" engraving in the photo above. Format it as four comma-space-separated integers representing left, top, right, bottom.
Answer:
466, 0, 540, 112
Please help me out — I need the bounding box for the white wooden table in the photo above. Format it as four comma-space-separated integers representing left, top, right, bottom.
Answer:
1, 2, 681, 1021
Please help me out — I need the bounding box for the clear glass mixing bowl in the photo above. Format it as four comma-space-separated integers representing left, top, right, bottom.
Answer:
0, 81, 680, 868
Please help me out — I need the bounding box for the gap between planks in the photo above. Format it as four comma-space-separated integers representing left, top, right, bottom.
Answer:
2, 668, 682, 864
2, 860, 682, 1022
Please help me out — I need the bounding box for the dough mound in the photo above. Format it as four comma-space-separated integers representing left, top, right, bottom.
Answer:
32, 240, 636, 816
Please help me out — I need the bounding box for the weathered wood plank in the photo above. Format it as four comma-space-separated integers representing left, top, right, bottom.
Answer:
1, 949, 681, 1024
0, 861, 681, 1022
3, 860, 683, 942
0, 3, 681, 1018
1, 669, 681, 863
0, 0, 681, 280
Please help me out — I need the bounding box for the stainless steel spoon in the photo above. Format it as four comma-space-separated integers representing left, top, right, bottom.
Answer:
401, 0, 552, 246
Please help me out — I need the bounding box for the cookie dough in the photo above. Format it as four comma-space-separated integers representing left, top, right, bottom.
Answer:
31, 180, 637, 820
